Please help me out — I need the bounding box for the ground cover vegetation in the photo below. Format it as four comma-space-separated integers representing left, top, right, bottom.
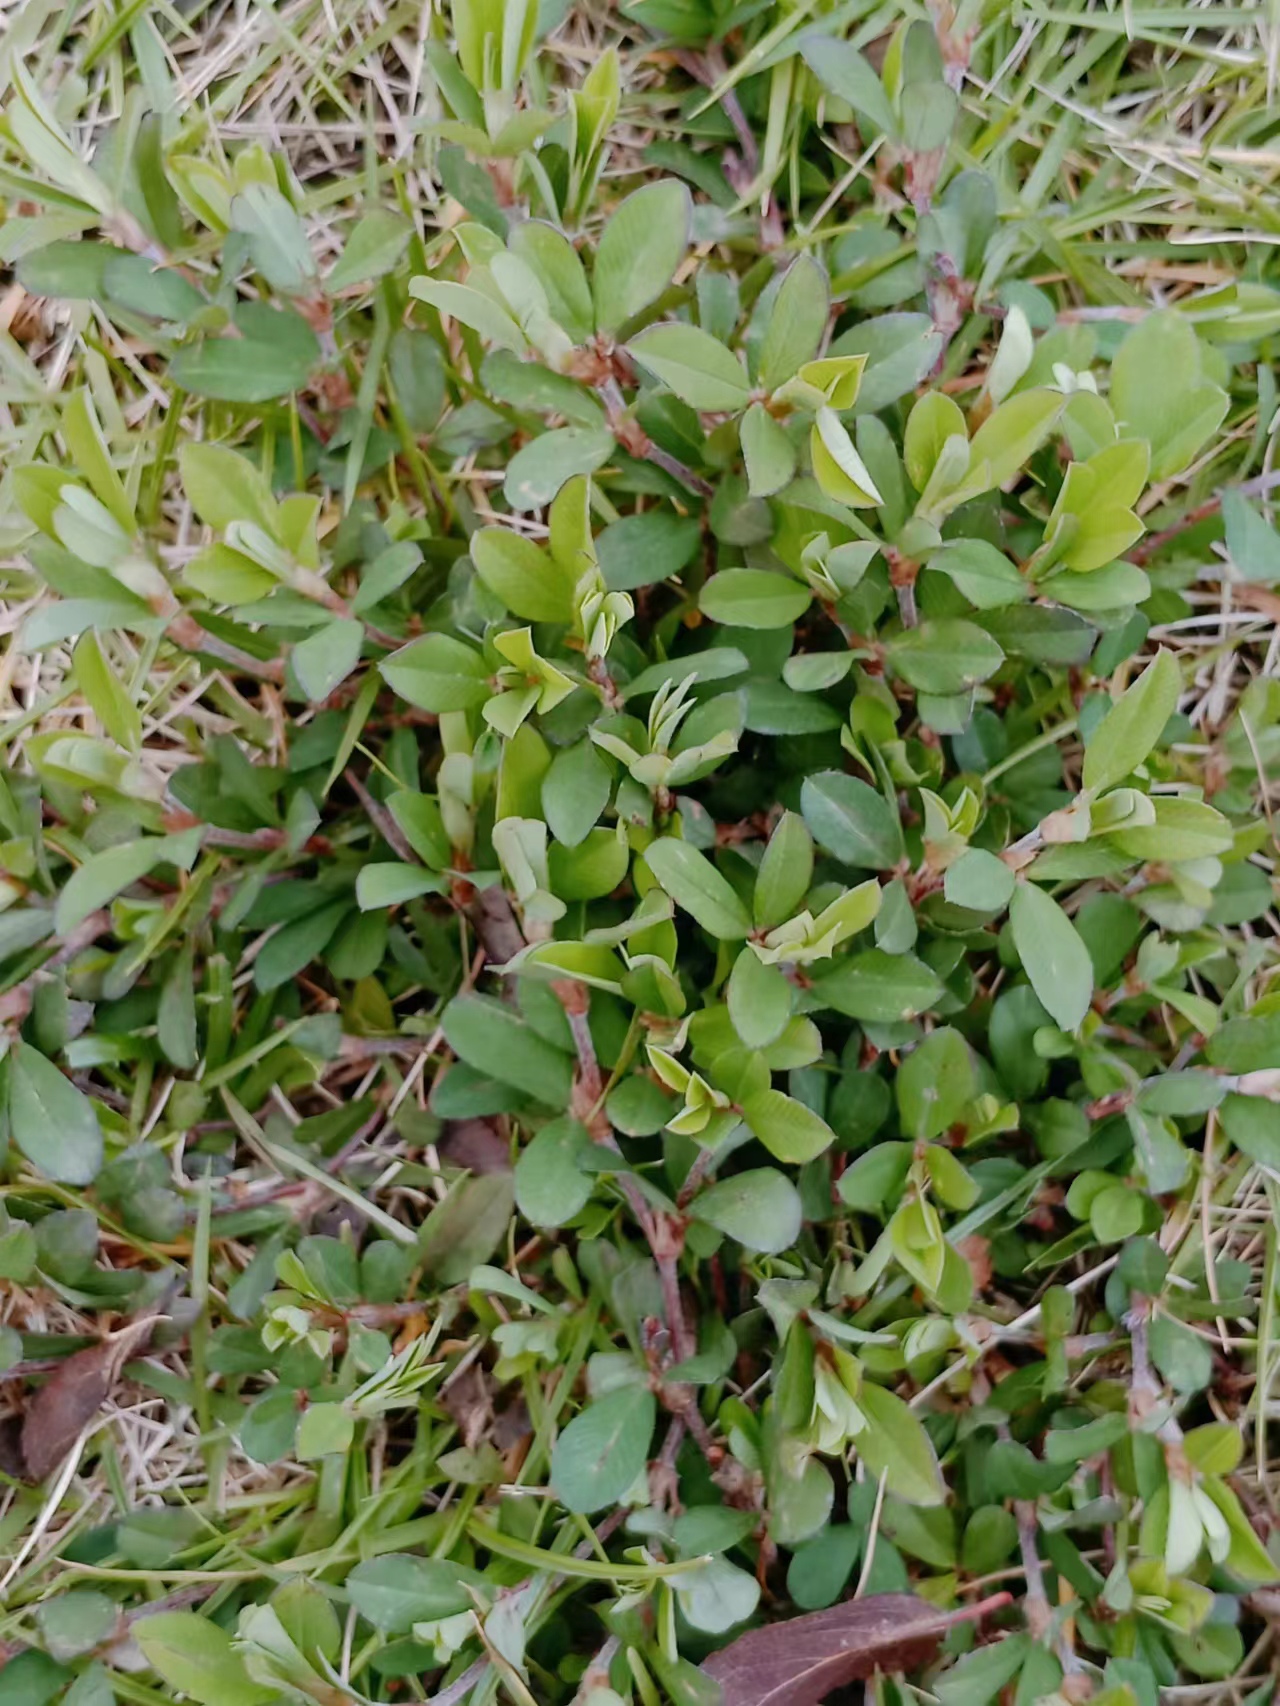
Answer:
1, 0, 1280, 1701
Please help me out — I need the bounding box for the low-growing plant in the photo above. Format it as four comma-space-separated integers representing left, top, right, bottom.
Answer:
2, 2, 1280, 1704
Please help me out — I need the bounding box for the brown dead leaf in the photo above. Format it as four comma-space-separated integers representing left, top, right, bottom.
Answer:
468, 886, 525, 966
1237, 583, 1280, 623
439, 1119, 510, 1175
442, 1362, 497, 1450
21, 1316, 158, 1483
956, 1234, 993, 1294
699, 1592, 1011, 1706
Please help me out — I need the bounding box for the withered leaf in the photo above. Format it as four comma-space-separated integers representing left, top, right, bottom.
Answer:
21, 1316, 158, 1483
441, 1360, 497, 1451
469, 886, 525, 966
439, 1118, 511, 1175
699, 1592, 1010, 1706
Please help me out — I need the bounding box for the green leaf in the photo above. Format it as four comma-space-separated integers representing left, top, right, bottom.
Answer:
799, 34, 898, 138
291, 617, 363, 702
355, 863, 446, 909
754, 811, 814, 929
1147, 1323, 1211, 1409
644, 838, 752, 939
178, 442, 279, 537
622, 648, 748, 701
510, 220, 594, 343
811, 950, 943, 1023
1090, 1184, 1144, 1243
503, 426, 615, 512
515, 1116, 594, 1227
1215, 1003, 1280, 1071
18, 241, 119, 300
967, 389, 1063, 489
551, 1388, 657, 1512
928, 540, 1028, 610
1049, 560, 1149, 612
768, 1454, 834, 1547
419, 1173, 515, 1284
35, 1593, 118, 1664
254, 902, 348, 992
230, 183, 316, 291
897, 1028, 974, 1140
1219, 1093, 1280, 1169
169, 308, 320, 402
593, 180, 691, 334
1109, 796, 1232, 862
758, 256, 830, 389
854, 1381, 945, 1505
409, 275, 528, 354
598, 509, 702, 592
810, 409, 882, 505
328, 209, 412, 290
296, 1402, 355, 1460
746, 675, 829, 731
387, 791, 450, 867
104, 254, 205, 323
57, 830, 202, 934
700, 568, 811, 630
886, 619, 1005, 695
543, 738, 612, 847
1009, 881, 1093, 1031
898, 79, 958, 151
629, 323, 752, 412
1223, 490, 1280, 583
934, 1633, 1032, 1706
944, 848, 1014, 912
380, 632, 492, 711
835, 314, 942, 415
983, 604, 1098, 667
672, 1556, 761, 1635
904, 391, 967, 491
353, 541, 423, 613
1198, 1478, 1280, 1583
72, 632, 140, 750
800, 771, 902, 869
472, 528, 575, 621
693, 1168, 802, 1254
9, 62, 114, 213
1082, 650, 1179, 794
345, 1556, 478, 1634
741, 1088, 837, 1164
442, 994, 573, 1107
741, 402, 797, 497
549, 826, 631, 901
134, 1613, 276, 1706
389, 326, 446, 431
1110, 311, 1229, 480
727, 948, 794, 1048
61, 389, 133, 534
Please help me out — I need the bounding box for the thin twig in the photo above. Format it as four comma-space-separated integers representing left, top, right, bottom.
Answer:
347, 768, 418, 864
